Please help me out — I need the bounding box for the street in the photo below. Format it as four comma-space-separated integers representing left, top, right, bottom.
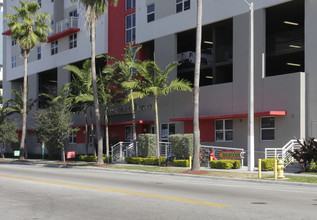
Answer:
0, 164, 316, 220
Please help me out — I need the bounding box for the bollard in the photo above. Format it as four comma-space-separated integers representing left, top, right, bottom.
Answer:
277, 159, 285, 179
274, 159, 278, 180
258, 159, 262, 179
189, 156, 192, 168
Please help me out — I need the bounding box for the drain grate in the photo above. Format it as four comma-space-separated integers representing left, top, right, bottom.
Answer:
251, 202, 267, 205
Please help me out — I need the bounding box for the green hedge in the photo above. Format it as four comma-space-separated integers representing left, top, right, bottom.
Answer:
209, 160, 241, 170
125, 156, 167, 166
169, 134, 193, 159
78, 154, 112, 163
138, 134, 156, 157
125, 157, 144, 164
173, 159, 190, 167
308, 162, 317, 172
261, 159, 276, 171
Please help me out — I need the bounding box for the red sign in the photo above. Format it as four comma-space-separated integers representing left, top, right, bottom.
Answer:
67, 151, 76, 159
219, 150, 243, 160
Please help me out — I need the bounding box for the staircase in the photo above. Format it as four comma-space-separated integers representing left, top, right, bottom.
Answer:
265, 139, 302, 167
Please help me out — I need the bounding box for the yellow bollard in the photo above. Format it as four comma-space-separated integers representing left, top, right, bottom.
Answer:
277, 159, 285, 179
274, 159, 278, 180
189, 156, 192, 168
258, 159, 262, 179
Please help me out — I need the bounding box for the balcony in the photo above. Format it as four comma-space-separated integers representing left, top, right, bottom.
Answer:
47, 17, 80, 43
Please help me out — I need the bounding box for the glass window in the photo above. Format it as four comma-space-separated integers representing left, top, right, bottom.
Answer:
176, 0, 190, 13
38, 0, 41, 7
69, 34, 77, 49
215, 119, 233, 142
261, 117, 275, 141
12, 39, 16, 46
11, 56, 16, 68
125, 125, 132, 141
51, 41, 58, 55
126, 0, 136, 10
37, 47, 41, 60
266, 1, 304, 77
69, 9, 78, 17
126, 13, 136, 43
161, 123, 175, 140
69, 131, 76, 144
147, 4, 155, 23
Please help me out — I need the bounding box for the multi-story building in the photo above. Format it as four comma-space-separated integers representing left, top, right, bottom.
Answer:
2, 0, 315, 163
0, 0, 3, 96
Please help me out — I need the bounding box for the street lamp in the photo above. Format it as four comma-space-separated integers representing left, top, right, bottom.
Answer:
244, 0, 255, 171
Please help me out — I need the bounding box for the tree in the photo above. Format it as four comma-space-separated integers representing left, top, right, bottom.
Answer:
0, 119, 19, 159
35, 97, 75, 162
118, 43, 142, 156
70, 0, 118, 164
4, 0, 51, 160
64, 60, 94, 156
5, 89, 36, 117
192, 0, 203, 171
122, 60, 192, 158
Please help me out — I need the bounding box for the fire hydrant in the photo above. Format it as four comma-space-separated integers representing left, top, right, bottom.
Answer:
277, 159, 285, 179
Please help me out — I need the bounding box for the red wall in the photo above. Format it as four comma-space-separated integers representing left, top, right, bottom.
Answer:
184, 120, 214, 142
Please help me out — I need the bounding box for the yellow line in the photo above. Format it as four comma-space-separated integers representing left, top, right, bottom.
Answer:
0, 174, 231, 208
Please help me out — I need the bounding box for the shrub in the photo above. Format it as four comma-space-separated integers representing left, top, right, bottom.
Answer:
79, 155, 87, 161
143, 156, 159, 165
125, 157, 144, 164
308, 162, 317, 172
103, 155, 112, 163
261, 159, 276, 171
138, 134, 156, 157
86, 155, 97, 162
209, 160, 241, 169
173, 159, 189, 167
169, 134, 193, 159
159, 156, 167, 166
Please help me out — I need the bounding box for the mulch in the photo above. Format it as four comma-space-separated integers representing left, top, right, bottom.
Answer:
92, 164, 110, 167
182, 170, 209, 175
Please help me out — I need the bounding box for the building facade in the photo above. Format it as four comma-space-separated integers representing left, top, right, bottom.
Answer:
3, 0, 315, 162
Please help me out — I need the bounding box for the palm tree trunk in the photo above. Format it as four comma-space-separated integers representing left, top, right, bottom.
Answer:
131, 94, 137, 156
1, 142, 4, 159
154, 96, 160, 158
61, 146, 65, 163
90, 12, 104, 164
20, 51, 28, 160
192, 0, 202, 171
105, 107, 110, 162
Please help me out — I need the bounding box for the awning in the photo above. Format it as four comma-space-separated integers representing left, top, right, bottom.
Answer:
2, 29, 12, 35
108, 120, 154, 126
47, 28, 80, 43
170, 111, 287, 121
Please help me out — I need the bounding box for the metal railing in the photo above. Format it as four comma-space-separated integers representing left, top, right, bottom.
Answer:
265, 139, 302, 167
160, 142, 171, 157
54, 17, 79, 34
111, 142, 131, 163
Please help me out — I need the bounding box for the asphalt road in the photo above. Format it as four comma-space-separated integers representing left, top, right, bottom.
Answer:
0, 164, 316, 220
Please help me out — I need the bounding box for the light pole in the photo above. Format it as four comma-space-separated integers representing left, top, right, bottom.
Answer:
244, 0, 255, 171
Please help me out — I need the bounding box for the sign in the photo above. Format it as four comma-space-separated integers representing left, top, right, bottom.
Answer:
14, 150, 20, 157
219, 150, 243, 160
66, 151, 76, 159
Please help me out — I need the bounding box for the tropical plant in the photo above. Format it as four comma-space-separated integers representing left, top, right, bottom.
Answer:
288, 138, 317, 171
0, 119, 19, 159
4, 0, 51, 160
122, 60, 192, 158
192, 0, 203, 171
118, 43, 142, 156
4, 89, 36, 116
70, 0, 118, 164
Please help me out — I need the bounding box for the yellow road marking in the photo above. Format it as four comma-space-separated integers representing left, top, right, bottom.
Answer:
0, 174, 231, 208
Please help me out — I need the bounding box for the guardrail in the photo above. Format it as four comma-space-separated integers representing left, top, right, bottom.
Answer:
55, 17, 79, 34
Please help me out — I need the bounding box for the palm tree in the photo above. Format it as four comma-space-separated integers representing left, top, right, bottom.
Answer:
122, 60, 192, 158
192, 0, 203, 171
118, 43, 142, 156
4, 0, 51, 160
70, 0, 118, 164
64, 60, 94, 156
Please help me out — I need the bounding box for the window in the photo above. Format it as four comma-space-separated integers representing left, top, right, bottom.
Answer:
176, 0, 190, 13
69, 9, 78, 17
69, 34, 77, 49
126, 13, 136, 43
147, 4, 155, 23
38, 0, 41, 7
125, 125, 132, 141
215, 120, 233, 142
126, 0, 135, 10
161, 123, 175, 141
261, 117, 275, 141
12, 39, 16, 46
37, 47, 41, 60
69, 131, 77, 144
266, 1, 304, 77
51, 41, 58, 55
11, 56, 16, 68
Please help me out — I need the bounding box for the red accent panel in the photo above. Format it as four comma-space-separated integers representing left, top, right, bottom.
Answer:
184, 120, 214, 142
108, 2, 137, 61
47, 28, 80, 43
108, 120, 154, 126
171, 111, 287, 121
109, 125, 125, 142
2, 29, 12, 35
76, 128, 86, 144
